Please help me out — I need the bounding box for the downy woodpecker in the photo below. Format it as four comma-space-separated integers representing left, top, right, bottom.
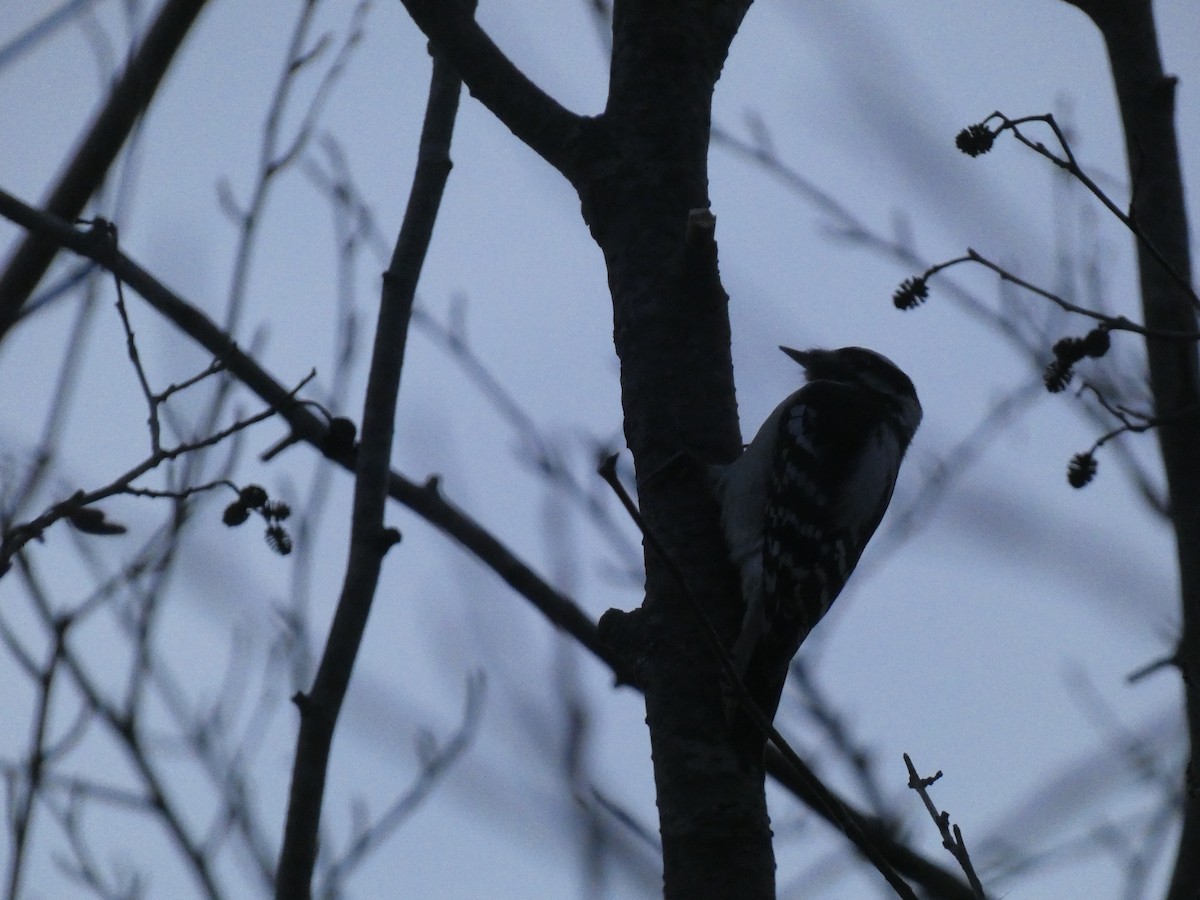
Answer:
709, 346, 922, 749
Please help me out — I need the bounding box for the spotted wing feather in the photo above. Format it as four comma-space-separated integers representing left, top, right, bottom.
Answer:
744, 379, 903, 723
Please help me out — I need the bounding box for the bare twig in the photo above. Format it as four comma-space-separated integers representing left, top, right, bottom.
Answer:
962, 112, 1198, 310
0, 373, 312, 573
275, 27, 464, 896
299, 142, 642, 570
714, 115, 1168, 515
904, 753, 987, 898
214, 0, 363, 342
0, 183, 975, 899
396, 0, 581, 174
14, 556, 225, 900
907, 249, 1200, 340
789, 659, 894, 823
0, 177, 631, 688
3, 612, 67, 899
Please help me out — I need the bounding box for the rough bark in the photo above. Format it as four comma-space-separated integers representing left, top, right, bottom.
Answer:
563, 5, 777, 895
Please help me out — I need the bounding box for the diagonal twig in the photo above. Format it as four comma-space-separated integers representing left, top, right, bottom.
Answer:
904, 753, 987, 899
0, 0, 211, 338
274, 24, 464, 896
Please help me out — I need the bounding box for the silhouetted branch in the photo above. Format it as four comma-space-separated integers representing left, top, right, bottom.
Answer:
905, 754, 987, 899
275, 28, 463, 896
0, 361, 312, 574
955, 111, 1198, 310
713, 114, 1169, 517
0, 0, 211, 338
899, 249, 1199, 340
395, 0, 583, 175
13, 556, 225, 899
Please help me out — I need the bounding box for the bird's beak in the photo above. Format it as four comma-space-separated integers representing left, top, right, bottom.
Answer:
779, 346, 813, 369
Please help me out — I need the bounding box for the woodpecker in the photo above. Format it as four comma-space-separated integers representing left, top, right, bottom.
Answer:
709, 346, 922, 751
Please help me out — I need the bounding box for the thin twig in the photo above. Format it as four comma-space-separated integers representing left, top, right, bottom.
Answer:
15, 556, 225, 900
916, 250, 1200, 340
904, 753, 987, 898
298, 143, 643, 569
714, 113, 1167, 514
0, 180, 977, 900
0, 374, 312, 572
275, 27, 464, 896
3, 616, 66, 899
978, 112, 1199, 310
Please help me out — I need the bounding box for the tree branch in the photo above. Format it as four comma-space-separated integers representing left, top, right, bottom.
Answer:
274, 37, 463, 897
0, 0, 212, 340
395, 0, 585, 176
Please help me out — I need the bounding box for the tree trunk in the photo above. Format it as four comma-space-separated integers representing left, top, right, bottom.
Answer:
575, 3, 777, 896
1064, 3, 1200, 897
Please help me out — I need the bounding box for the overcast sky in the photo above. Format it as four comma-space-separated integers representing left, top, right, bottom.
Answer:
1, 1, 1198, 897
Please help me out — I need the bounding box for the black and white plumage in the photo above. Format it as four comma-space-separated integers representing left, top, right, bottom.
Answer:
709, 346, 922, 746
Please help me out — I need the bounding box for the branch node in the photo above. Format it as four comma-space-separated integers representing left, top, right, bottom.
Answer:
378, 527, 402, 553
